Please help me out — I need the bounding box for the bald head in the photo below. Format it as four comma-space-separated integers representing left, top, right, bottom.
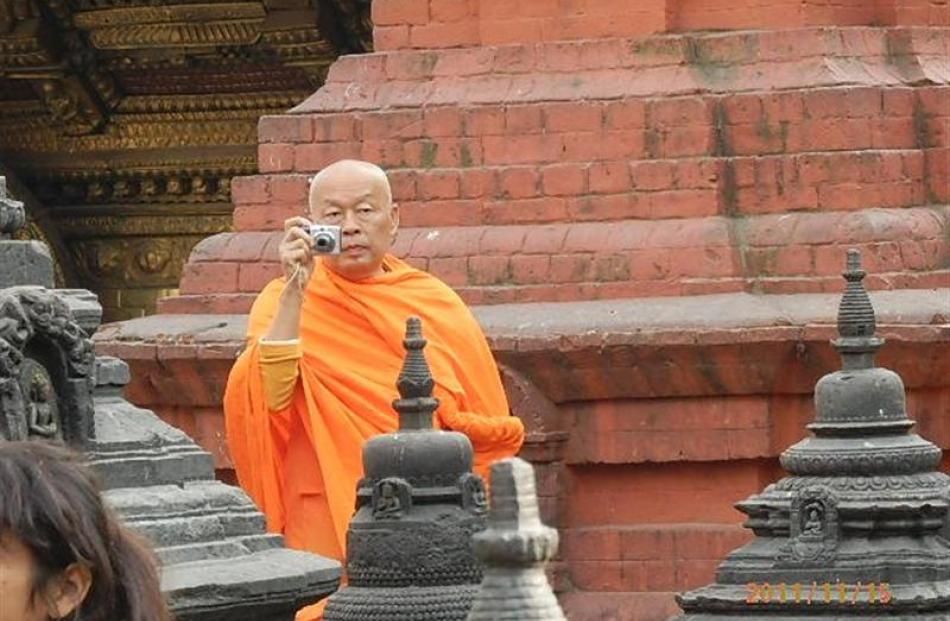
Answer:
307, 159, 400, 281
309, 159, 392, 209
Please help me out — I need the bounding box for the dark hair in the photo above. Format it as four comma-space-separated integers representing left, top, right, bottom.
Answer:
0, 441, 172, 621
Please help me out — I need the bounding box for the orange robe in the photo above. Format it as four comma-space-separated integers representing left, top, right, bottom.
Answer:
223, 255, 525, 617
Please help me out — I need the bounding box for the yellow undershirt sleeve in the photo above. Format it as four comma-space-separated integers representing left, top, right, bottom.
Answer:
258, 339, 302, 412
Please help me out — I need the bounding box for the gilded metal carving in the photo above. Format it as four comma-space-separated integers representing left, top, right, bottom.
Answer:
0, 0, 359, 317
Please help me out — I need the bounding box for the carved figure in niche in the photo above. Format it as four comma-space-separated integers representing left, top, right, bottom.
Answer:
802, 502, 824, 536
112, 179, 131, 199
777, 487, 840, 567
166, 177, 183, 195
192, 176, 207, 195
459, 472, 488, 515
372, 478, 411, 520
20, 359, 58, 438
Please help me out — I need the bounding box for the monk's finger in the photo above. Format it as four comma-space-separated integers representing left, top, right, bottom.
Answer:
284, 216, 311, 234
285, 225, 313, 247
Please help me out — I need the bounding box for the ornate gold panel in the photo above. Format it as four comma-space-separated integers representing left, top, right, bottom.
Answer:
0, 0, 371, 319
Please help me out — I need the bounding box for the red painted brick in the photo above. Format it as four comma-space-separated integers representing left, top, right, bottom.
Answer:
372, 0, 429, 26
258, 144, 294, 173
460, 168, 498, 199
510, 254, 551, 284
481, 197, 569, 225
238, 262, 280, 292
561, 529, 622, 561
505, 105, 544, 133
542, 163, 588, 196
427, 256, 468, 286
259, 116, 312, 144
410, 20, 479, 49
221, 232, 270, 262
588, 161, 632, 194
230, 176, 269, 205
464, 107, 506, 136
523, 225, 568, 254
499, 167, 540, 198
631, 160, 676, 191
269, 175, 309, 204
549, 254, 594, 282
430, 0, 475, 22
467, 255, 511, 285
388, 170, 417, 202
375, 25, 410, 50
293, 142, 361, 172
423, 107, 464, 137
418, 169, 461, 200
604, 100, 646, 130
544, 102, 603, 132
480, 227, 527, 254
362, 110, 423, 140
179, 262, 239, 295
571, 561, 623, 591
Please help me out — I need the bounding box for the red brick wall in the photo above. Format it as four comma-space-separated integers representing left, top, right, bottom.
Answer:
372, 0, 949, 50
123, 11, 950, 621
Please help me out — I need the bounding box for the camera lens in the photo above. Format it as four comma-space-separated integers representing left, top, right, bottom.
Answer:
314, 233, 335, 253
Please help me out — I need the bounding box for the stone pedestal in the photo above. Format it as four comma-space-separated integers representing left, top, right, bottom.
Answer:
324, 318, 488, 620
673, 251, 950, 619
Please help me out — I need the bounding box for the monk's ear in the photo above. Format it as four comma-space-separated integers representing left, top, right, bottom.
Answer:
389, 202, 400, 235
44, 562, 92, 619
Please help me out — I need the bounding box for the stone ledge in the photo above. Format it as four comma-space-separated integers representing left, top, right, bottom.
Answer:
96, 287, 949, 398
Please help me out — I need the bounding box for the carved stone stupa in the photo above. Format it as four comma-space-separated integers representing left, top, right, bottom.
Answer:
674, 249, 950, 619
467, 457, 567, 621
324, 317, 489, 620
0, 176, 341, 620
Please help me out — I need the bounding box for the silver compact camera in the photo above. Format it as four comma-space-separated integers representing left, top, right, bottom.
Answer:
308, 224, 342, 255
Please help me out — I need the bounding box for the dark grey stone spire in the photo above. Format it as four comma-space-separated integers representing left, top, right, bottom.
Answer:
325, 317, 489, 621
467, 457, 566, 621
672, 249, 950, 620
393, 315, 439, 431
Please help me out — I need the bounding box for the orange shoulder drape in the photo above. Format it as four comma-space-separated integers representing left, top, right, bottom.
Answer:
223, 255, 524, 562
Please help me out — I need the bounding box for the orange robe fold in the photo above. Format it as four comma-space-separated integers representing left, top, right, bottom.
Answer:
224, 254, 524, 568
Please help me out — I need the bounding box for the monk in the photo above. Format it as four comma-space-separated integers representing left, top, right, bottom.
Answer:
223, 159, 525, 619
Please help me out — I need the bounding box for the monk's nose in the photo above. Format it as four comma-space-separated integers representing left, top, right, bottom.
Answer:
341, 210, 361, 234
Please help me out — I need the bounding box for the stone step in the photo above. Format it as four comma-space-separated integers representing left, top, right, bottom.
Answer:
161, 548, 340, 621
284, 27, 947, 119
104, 482, 269, 549
171, 206, 948, 310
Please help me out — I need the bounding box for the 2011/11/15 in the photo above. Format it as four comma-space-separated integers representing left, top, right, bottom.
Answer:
746, 582, 892, 605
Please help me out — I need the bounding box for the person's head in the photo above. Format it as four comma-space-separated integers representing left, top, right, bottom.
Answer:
0, 441, 170, 621
308, 159, 399, 281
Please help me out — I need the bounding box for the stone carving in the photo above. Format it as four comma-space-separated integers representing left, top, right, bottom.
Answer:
467, 457, 567, 621
673, 250, 950, 619
777, 487, 839, 567
0, 176, 25, 239
324, 317, 488, 620
0, 223, 341, 619
0, 287, 95, 444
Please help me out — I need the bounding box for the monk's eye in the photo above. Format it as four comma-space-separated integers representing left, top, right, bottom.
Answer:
323, 211, 343, 223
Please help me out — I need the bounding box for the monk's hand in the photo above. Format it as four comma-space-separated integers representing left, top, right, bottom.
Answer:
279, 216, 314, 295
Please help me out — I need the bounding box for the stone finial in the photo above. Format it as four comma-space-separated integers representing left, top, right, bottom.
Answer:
0, 176, 26, 239
392, 316, 439, 431
467, 458, 566, 621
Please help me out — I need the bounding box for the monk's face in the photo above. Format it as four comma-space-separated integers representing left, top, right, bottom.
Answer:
309, 165, 399, 281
